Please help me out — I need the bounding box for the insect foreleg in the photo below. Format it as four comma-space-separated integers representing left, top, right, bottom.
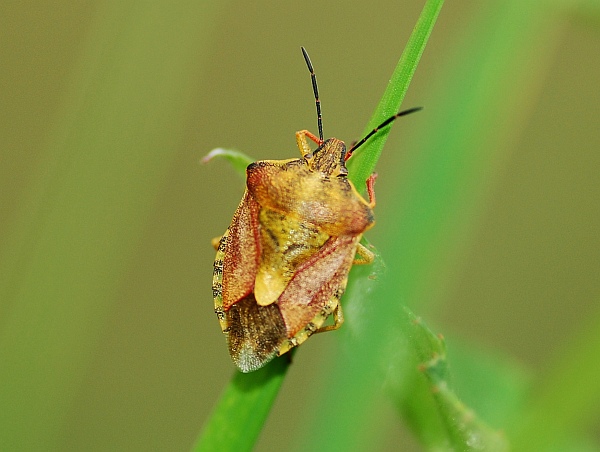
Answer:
295, 129, 322, 158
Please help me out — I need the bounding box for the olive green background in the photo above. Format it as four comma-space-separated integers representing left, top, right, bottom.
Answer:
1, 1, 599, 451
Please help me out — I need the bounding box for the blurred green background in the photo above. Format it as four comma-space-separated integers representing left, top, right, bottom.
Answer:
1, 0, 599, 451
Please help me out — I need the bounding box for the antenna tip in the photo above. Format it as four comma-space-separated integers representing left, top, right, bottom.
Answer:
301, 47, 313, 71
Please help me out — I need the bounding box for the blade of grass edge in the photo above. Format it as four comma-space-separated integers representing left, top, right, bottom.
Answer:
396, 308, 509, 451
346, 0, 444, 189
193, 357, 290, 452
201, 148, 254, 178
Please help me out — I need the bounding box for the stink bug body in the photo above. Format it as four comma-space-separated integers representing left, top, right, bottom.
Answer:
212, 47, 420, 372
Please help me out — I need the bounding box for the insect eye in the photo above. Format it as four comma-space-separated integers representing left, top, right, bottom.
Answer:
304, 152, 314, 161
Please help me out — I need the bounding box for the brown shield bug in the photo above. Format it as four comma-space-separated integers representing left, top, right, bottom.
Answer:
212, 47, 421, 372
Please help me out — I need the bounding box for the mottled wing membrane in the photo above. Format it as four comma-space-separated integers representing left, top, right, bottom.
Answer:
225, 293, 287, 373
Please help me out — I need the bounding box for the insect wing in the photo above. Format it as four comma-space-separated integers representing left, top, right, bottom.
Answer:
218, 190, 261, 309
225, 292, 287, 373
278, 234, 360, 337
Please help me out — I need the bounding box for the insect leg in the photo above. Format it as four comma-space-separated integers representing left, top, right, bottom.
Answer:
211, 233, 228, 252
353, 243, 375, 265
366, 173, 378, 208
295, 129, 322, 158
315, 303, 344, 333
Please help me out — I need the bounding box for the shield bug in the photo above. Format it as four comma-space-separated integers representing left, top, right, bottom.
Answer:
212, 47, 421, 372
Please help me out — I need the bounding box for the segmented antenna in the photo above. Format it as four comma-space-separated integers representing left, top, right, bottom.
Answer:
301, 47, 323, 144
345, 107, 423, 160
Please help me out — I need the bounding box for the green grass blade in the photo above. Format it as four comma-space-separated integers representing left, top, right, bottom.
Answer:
193, 358, 290, 452
346, 0, 444, 190
202, 148, 255, 179
377, 1, 562, 312
446, 341, 530, 429
395, 308, 509, 451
